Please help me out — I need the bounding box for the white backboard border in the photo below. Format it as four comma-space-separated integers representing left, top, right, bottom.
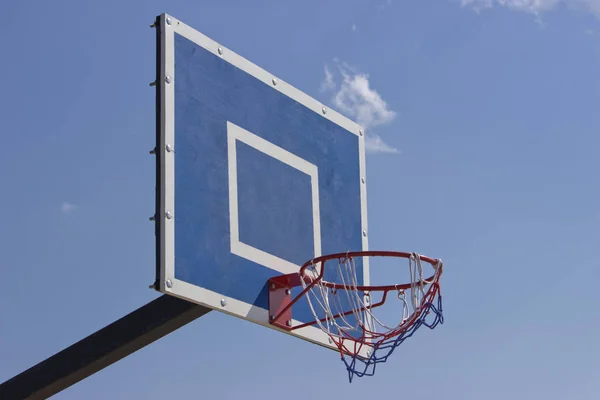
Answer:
155, 13, 370, 354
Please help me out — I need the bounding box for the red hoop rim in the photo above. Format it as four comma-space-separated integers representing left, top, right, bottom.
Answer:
299, 250, 442, 292
268, 250, 444, 336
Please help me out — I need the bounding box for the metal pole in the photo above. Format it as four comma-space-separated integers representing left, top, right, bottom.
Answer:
0, 295, 210, 400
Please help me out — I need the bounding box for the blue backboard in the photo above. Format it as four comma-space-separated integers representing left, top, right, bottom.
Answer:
156, 13, 369, 351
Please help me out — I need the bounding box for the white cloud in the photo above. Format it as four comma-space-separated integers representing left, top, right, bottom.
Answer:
61, 202, 77, 214
320, 61, 398, 154
461, 0, 600, 19
332, 71, 396, 131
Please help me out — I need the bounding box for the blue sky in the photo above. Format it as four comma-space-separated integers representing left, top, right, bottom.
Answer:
1, 0, 599, 398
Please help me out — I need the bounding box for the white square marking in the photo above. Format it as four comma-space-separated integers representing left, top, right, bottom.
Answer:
227, 121, 321, 274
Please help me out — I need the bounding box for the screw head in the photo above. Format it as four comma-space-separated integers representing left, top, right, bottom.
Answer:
322, 107, 327, 114
166, 211, 173, 220
272, 78, 277, 86
165, 76, 172, 84
166, 279, 172, 288
359, 129, 363, 136
362, 230, 367, 237
285, 289, 291, 295
220, 298, 227, 307
218, 47, 223, 55
166, 17, 172, 25
328, 337, 333, 344
166, 144, 173, 152
361, 177, 366, 184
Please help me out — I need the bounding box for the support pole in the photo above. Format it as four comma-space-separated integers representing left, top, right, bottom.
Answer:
0, 295, 210, 400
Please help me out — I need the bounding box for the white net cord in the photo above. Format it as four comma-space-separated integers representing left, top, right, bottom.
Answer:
299, 252, 434, 346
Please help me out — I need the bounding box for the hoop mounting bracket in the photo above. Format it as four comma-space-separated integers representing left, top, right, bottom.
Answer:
268, 273, 302, 331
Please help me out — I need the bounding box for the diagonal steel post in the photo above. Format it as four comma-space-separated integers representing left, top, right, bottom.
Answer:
0, 295, 210, 400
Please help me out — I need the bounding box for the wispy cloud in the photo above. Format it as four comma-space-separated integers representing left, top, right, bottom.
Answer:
61, 202, 77, 214
377, 0, 393, 11
461, 0, 600, 19
319, 65, 335, 93
320, 60, 398, 154
365, 135, 400, 153
461, 0, 558, 14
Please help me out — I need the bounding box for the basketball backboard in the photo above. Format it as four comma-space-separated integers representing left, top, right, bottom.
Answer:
154, 13, 369, 352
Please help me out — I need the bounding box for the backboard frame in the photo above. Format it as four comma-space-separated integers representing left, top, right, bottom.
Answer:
155, 13, 369, 352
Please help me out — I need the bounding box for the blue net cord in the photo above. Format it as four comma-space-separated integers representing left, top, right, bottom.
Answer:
341, 293, 444, 383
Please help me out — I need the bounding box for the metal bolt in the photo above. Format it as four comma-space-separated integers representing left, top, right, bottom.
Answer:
328, 337, 333, 344
218, 47, 223, 55
363, 230, 367, 237
166, 211, 173, 220
166, 279, 172, 288
361, 177, 365, 184
149, 215, 156, 221
165, 76, 172, 84
359, 129, 363, 136
322, 107, 327, 114
166, 144, 173, 152
285, 289, 291, 295
220, 298, 227, 307
286, 320, 292, 327
166, 17, 172, 25
270, 315, 274, 321
272, 78, 277, 86
271, 283, 275, 290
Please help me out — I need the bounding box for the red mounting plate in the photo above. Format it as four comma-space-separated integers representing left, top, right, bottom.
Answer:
268, 273, 302, 331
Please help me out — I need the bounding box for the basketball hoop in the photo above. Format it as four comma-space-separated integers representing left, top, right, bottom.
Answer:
268, 251, 444, 382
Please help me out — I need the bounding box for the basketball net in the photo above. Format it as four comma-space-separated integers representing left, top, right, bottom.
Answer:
299, 253, 444, 382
